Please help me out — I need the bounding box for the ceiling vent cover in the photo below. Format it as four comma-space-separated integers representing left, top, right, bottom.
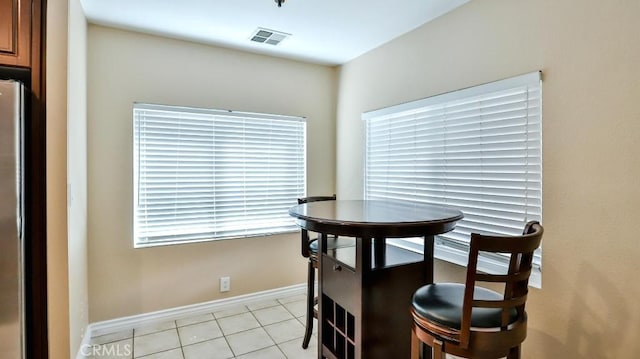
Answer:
250, 28, 290, 46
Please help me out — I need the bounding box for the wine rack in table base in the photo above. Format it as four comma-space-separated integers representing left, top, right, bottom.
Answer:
322, 296, 356, 359
319, 242, 428, 359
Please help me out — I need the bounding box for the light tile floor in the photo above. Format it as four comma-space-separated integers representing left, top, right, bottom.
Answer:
86, 294, 318, 359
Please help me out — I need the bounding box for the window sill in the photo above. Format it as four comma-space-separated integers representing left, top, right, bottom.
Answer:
134, 228, 299, 249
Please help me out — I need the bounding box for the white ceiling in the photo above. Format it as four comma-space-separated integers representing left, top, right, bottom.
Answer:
81, 0, 469, 66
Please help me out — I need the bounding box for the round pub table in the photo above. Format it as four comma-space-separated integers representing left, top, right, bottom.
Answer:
290, 199, 463, 359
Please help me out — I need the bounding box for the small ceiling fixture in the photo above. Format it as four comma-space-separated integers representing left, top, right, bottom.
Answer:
275, 0, 285, 7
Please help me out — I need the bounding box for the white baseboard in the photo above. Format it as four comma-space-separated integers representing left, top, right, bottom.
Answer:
77, 283, 307, 359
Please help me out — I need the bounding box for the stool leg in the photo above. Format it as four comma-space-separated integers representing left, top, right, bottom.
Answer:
507, 345, 521, 359
423, 339, 432, 359
433, 338, 445, 359
302, 259, 315, 349
411, 327, 420, 359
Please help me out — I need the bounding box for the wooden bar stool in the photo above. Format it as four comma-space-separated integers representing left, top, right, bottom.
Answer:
410, 221, 543, 359
298, 195, 354, 349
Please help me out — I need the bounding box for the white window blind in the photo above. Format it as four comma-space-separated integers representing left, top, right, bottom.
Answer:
133, 103, 306, 247
363, 71, 543, 287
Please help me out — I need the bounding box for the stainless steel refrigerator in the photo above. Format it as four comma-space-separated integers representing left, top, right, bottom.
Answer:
0, 79, 25, 359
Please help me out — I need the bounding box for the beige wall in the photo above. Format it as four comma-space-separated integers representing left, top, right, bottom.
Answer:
87, 26, 337, 322
67, 0, 89, 354
337, 0, 640, 358
47, 0, 70, 357
48, 0, 88, 356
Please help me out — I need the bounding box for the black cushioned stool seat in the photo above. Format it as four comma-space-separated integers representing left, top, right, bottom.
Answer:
412, 283, 518, 329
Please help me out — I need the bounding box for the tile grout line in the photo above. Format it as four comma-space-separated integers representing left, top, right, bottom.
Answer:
258, 302, 289, 359
177, 319, 186, 359
273, 299, 305, 359
222, 304, 250, 358
177, 315, 227, 358
245, 306, 272, 356
131, 330, 135, 359
132, 323, 180, 359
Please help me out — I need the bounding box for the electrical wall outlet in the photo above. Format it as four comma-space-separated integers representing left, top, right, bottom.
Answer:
220, 276, 231, 292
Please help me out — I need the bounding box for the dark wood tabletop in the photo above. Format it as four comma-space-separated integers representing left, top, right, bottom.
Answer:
289, 199, 463, 238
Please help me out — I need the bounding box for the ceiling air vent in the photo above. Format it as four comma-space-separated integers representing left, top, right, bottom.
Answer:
250, 28, 290, 46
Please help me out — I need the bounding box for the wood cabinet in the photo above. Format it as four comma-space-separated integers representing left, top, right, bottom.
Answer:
320, 241, 428, 359
0, 0, 31, 66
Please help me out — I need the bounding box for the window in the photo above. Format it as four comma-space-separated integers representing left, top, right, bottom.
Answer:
133, 103, 306, 247
363, 72, 542, 287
